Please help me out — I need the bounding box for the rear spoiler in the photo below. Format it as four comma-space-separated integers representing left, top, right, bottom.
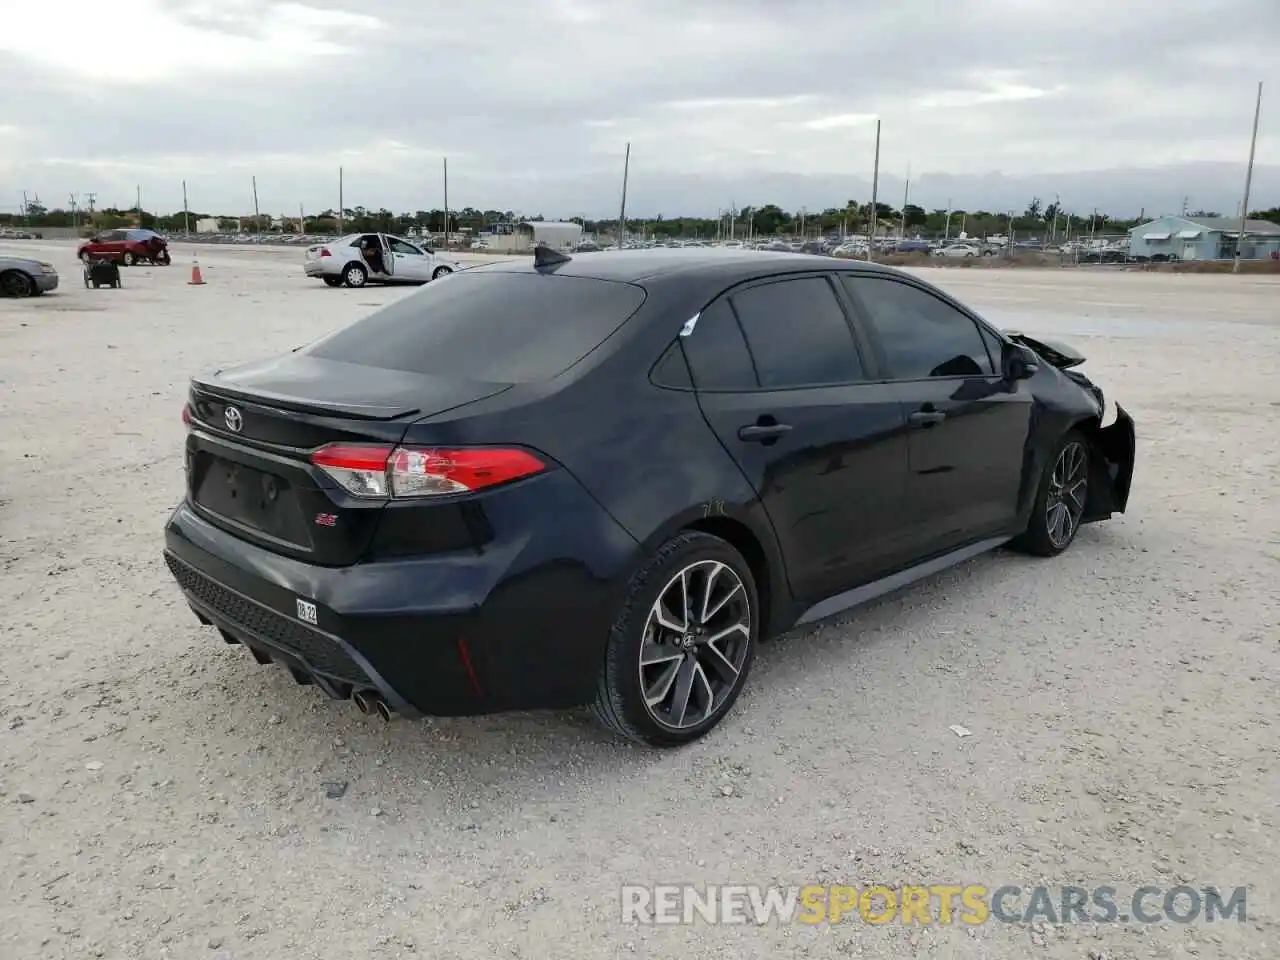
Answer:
1002, 331, 1086, 370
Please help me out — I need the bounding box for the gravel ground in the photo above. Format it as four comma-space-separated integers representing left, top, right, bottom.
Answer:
2, 241, 1277, 960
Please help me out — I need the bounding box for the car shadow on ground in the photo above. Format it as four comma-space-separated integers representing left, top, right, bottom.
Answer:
177, 526, 1130, 818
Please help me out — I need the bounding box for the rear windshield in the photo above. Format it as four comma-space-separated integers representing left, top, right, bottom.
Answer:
306, 272, 647, 382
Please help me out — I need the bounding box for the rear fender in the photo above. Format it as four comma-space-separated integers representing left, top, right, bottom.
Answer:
1082, 405, 1135, 522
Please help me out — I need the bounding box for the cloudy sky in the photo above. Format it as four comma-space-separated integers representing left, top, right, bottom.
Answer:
2, 0, 1277, 219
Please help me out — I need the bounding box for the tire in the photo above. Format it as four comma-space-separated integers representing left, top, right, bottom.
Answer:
80, 250, 93, 264
592, 531, 758, 746
122, 252, 136, 266
432, 265, 453, 280
343, 262, 368, 287
156, 250, 171, 265
1011, 429, 1091, 557
0, 270, 36, 298
322, 276, 343, 287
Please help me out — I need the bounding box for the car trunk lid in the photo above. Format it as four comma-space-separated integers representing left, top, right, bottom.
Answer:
185, 354, 510, 566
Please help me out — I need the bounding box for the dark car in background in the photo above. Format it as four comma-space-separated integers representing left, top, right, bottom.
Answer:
78, 228, 171, 266
164, 249, 1135, 746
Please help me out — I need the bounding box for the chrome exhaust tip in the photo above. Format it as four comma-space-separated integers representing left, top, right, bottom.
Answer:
352, 689, 375, 715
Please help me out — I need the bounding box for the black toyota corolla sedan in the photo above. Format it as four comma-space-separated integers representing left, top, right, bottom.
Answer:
165, 248, 1135, 746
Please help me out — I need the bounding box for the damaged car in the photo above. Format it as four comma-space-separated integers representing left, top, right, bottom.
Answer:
164, 249, 1135, 746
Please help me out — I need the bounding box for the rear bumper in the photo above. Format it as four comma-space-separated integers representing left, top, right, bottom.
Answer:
163, 471, 640, 716
303, 259, 340, 277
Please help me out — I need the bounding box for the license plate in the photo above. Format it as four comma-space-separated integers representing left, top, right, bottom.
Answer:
296, 599, 318, 625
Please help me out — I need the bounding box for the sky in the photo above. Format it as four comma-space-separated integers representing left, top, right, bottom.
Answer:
2, 0, 1278, 219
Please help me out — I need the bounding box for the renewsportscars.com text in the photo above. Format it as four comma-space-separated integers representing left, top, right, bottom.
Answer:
620, 884, 1247, 926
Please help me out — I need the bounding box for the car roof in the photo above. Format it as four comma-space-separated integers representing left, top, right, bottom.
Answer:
472, 248, 904, 287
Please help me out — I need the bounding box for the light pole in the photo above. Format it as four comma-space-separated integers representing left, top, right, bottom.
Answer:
1233, 81, 1263, 274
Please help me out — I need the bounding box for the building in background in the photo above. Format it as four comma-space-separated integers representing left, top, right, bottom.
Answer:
1127, 215, 1280, 261
195, 218, 221, 234
483, 220, 584, 253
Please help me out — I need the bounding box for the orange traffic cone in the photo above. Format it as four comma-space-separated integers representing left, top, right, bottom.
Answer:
188, 260, 206, 285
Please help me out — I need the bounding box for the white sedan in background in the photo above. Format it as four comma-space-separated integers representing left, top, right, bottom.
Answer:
303, 233, 462, 288
934, 242, 983, 258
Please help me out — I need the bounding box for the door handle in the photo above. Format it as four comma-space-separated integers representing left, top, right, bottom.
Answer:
908, 410, 947, 426
738, 423, 792, 442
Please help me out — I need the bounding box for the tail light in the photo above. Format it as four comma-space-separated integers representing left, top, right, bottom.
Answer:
319, 248, 331, 257
181, 404, 192, 427
310, 444, 545, 499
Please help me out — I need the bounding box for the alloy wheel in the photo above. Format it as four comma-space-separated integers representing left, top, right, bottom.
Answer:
639, 560, 751, 730
1046, 441, 1088, 548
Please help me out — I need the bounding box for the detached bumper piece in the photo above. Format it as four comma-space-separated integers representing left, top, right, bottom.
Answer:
164, 552, 412, 717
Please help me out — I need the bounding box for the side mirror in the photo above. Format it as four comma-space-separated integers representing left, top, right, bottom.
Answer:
1004, 343, 1040, 380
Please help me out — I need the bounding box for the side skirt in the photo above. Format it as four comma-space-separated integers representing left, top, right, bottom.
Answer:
795, 536, 1010, 626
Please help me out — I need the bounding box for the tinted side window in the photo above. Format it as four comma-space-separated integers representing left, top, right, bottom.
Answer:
843, 277, 995, 379
307, 273, 646, 382
651, 341, 693, 389
729, 277, 863, 388
680, 299, 758, 391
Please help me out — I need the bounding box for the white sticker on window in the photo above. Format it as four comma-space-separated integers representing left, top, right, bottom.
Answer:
679, 313, 700, 337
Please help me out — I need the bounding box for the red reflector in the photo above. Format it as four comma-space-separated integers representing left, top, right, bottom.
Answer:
181, 404, 192, 426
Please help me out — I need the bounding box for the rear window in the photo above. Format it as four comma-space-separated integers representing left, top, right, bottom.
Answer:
306, 272, 647, 382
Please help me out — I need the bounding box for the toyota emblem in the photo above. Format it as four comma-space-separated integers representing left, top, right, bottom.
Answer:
223, 405, 243, 433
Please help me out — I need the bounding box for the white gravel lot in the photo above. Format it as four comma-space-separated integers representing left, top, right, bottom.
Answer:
2, 240, 1278, 960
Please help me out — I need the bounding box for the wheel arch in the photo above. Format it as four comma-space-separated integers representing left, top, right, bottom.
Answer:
0, 268, 36, 296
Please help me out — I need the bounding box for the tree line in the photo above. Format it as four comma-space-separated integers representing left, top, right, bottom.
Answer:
5, 197, 1279, 239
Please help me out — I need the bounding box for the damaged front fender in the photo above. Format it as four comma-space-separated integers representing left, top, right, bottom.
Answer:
1082, 404, 1135, 522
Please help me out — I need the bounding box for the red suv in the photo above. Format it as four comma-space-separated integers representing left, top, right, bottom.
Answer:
78, 229, 171, 266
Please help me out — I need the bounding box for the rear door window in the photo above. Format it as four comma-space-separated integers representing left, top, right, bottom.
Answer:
680, 299, 758, 391
728, 276, 865, 388
306, 272, 647, 383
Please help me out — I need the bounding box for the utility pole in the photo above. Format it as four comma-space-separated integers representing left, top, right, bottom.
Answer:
617, 143, 630, 250
729, 198, 736, 242
944, 197, 952, 242
69, 193, 79, 229
899, 161, 911, 239
867, 118, 881, 261
136, 184, 141, 220
1181, 196, 1189, 217
251, 176, 260, 238
443, 157, 450, 250
338, 166, 344, 236
182, 181, 190, 234
21, 190, 28, 225
1233, 80, 1263, 274
299, 202, 305, 235
86, 192, 96, 216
